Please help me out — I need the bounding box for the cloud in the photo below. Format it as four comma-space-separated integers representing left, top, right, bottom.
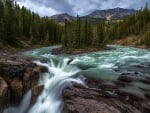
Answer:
16, 0, 60, 16
15, 0, 150, 16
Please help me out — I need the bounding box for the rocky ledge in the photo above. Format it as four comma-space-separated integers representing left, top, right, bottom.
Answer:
62, 76, 150, 113
0, 55, 48, 110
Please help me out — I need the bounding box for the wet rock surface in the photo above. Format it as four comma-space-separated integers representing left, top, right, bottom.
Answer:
31, 85, 44, 104
62, 81, 149, 113
0, 55, 48, 110
0, 77, 8, 108
62, 62, 150, 113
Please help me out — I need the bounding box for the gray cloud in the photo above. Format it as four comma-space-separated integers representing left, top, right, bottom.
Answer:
15, 0, 150, 16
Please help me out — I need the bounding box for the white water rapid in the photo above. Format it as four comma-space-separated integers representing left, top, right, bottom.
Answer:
3, 45, 150, 113
28, 59, 84, 113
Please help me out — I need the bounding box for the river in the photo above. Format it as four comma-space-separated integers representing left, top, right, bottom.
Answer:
3, 45, 150, 113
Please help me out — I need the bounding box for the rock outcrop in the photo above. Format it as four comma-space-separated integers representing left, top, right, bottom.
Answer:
0, 55, 48, 109
0, 77, 8, 108
62, 76, 150, 113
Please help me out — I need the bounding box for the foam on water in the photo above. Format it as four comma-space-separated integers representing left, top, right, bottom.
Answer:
5, 45, 150, 113
28, 58, 84, 113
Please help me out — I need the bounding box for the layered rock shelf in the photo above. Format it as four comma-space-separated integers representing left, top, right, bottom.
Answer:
62, 77, 150, 113
0, 55, 48, 110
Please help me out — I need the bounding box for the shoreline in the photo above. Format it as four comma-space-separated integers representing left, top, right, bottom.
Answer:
0, 43, 149, 56
51, 46, 114, 55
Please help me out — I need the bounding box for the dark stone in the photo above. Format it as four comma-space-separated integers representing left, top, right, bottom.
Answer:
85, 77, 104, 88
62, 75, 147, 113
67, 59, 74, 65
0, 55, 48, 109
31, 85, 44, 104
139, 78, 150, 84
118, 74, 133, 82
145, 93, 150, 99
51, 48, 63, 55
113, 80, 128, 87
0, 77, 8, 108
62, 84, 142, 113
142, 103, 150, 113
76, 64, 96, 70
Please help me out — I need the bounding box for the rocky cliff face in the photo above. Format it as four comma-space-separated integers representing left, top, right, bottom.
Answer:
0, 55, 48, 110
62, 73, 150, 113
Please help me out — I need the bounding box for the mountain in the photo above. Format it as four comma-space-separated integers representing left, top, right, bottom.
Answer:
50, 8, 136, 23
87, 7, 136, 20
49, 13, 75, 23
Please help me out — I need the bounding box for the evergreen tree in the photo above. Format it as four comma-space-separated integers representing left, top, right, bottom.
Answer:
4, 0, 18, 46
0, 0, 5, 42
97, 23, 105, 46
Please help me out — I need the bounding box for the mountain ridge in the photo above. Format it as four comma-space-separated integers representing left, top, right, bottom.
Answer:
87, 7, 136, 20
50, 7, 137, 23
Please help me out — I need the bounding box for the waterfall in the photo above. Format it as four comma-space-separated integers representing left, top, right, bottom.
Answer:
3, 58, 84, 113
28, 58, 84, 113
3, 90, 31, 113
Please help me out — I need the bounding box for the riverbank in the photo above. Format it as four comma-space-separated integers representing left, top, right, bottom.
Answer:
114, 35, 150, 50
51, 46, 113, 55
51, 38, 150, 55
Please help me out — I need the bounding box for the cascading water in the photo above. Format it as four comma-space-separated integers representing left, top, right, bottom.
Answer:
28, 58, 84, 113
3, 57, 84, 113
3, 45, 150, 113
3, 91, 31, 113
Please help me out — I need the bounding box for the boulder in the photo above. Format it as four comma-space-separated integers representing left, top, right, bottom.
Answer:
145, 93, 150, 99
118, 74, 133, 82
62, 84, 142, 113
31, 85, 44, 104
63, 98, 121, 113
142, 103, 150, 113
0, 55, 48, 108
139, 78, 150, 84
9, 79, 23, 104
0, 77, 8, 108
51, 48, 63, 55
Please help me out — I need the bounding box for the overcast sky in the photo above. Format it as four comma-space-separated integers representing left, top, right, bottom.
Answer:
15, 0, 150, 16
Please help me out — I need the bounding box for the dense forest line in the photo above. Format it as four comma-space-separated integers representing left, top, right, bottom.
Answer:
0, 0, 150, 50
62, 3, 150, 49
62, 16, 105, 49
107, 3, 150, 47
0, 0, 62, 50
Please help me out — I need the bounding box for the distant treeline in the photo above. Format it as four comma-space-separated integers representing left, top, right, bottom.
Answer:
62, 16, 106, 49
0, 0, 150, 50
0, 0, 62, 49
62, 3, 150, 48
107, 3, 150, 47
